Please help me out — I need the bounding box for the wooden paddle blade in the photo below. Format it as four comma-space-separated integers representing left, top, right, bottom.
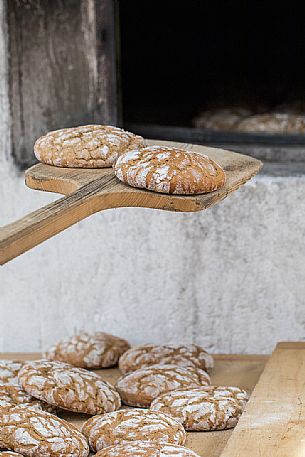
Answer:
0, 141, 262, 265
25, 141, 263, 213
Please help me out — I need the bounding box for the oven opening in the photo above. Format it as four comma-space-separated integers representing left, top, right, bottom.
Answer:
119, 1, 305, 148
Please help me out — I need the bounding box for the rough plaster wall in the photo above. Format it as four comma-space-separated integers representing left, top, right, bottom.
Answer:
1, 173, 305, 355
1, 0, 305, 355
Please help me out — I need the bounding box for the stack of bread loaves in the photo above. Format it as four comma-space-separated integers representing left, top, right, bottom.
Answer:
193, 102, 305, 134
34, 125, 226, 195
0, 331, 248, 456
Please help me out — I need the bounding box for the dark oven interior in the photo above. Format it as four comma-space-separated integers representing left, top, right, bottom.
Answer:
119, 0, 305, 148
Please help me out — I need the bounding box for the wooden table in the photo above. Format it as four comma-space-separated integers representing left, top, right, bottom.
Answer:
5, 344, 305, 457
0, 352, 268, 457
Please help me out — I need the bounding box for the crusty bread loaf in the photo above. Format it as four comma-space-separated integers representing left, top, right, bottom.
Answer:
236, 113, 305, 133
0, 406, 89, 456
119, 344, 214, 374
82, 409, 186, 452
34, 125, 144, 168
193, 106, 305, 134
0, 385, 56, 413
45, 331, 130, 368
19, 360, 121, 415
114, 145, 226, 194
116, 363, 210, 407
150, 386, 245, 430
193, 107, 253, 131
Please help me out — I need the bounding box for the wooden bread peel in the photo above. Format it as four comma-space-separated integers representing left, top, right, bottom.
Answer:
0, 140, 262, 265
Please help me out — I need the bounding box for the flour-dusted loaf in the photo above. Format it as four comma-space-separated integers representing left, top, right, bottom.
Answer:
0, 406, 89, 456
0, 361, 23, 386
95, 442, 201, 457
193, 107, 253, 131
0, 385, 56, 413
150, 386, 245, 430
193, 105, 305, 134
18, 360, 121, 415
45, 331, 130, 368
82, 409, 186, 452
119, 344, 214, 374
116, 364, 210, 407
34, 125, 145, 168
114, 145, 226, 194
236, 113, 305, 133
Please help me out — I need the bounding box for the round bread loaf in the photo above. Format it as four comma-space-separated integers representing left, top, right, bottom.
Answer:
95, 442, 200, 457
193, 107, 252, 131
82, 409, 186, 452
0, 406, 89, 456
119, 344, 214, 374
34, 125, 144, 168
0, 361, 23, 386
236, 113, 305, 133
45, 331, 130, 368
116, 363, 210, 407
113, 145, 226, 194
18, 360, 121, 415
150, 386, 244, 430
0, 385, 56, 413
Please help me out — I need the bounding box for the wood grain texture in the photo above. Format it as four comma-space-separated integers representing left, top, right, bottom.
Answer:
220, 342, 305, 457
0, 140, 262, 265
7, 0, 117, 168
0, 352, 268, 457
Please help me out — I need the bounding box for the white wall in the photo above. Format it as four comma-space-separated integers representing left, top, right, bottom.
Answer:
1, 1, 305, 355
1, 172, 305, 355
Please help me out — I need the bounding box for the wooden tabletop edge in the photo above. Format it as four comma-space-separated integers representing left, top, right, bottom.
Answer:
275, 341, 305, 349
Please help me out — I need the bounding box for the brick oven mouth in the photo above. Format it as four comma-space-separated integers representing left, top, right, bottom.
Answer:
119, 0, 305, 160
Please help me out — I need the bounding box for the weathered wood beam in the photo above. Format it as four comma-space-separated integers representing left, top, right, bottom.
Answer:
6, 0, 118, 169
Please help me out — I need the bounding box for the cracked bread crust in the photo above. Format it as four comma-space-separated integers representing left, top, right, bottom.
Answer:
150, 386, 245, 430
18, 360, 121, 415
82, 409, 186, 452
0, 406, 89, 456
95, 442, 200, 457
236, 113, 305, 133
116, 364, 211, 407
191, 386, 249, 408
114, 145, 226, 194
0, 386, 56, 413
34, 125, 145, 168
0, 361, 23, 386
119, 344, 214, 374
45, 331, 130, 368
